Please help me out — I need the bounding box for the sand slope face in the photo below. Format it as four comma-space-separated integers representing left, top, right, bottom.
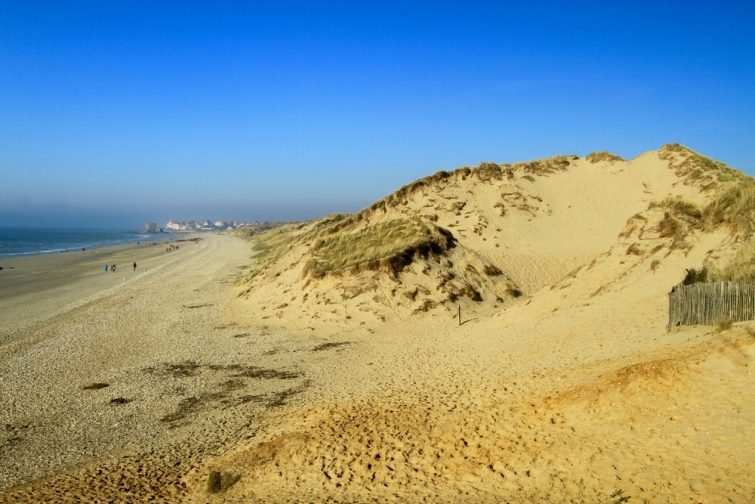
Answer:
236, 144, 746, 326
188, 225, 754, 501
191, 145, 754, 502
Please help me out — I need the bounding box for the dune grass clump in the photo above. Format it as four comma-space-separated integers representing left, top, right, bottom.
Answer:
649, 196, 703, 249
609, 488, 631, 504
365, 170, 455, 214
703, 179, 755, 234
659, 143, 747, 191
304, 218, 454, 278
585, 151, 624, 163
483, 264, 503, 276
650, 195, 703, 222
682, 267, 708, 285
648, 175, 753, 253
235, 224, 301, 283
709, 238, 755, 282
514, 155, 576, 176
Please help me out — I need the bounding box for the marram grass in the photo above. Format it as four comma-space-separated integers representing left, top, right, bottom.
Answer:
305, 218, 450, 277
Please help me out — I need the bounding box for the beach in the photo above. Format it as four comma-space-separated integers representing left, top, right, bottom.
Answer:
1, 236, 183, 345
0, 234, 262, 498
0, 229, 752, 502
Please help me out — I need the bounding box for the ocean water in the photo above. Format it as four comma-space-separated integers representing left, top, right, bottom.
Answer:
0, 227, 165, 257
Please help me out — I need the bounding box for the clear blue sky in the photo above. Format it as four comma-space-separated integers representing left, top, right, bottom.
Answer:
1, 1, 753, 228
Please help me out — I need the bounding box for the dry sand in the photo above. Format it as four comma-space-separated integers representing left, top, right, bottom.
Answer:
1, 233, 752, 502
1, 234, 292, 500
1, 148, 753, 502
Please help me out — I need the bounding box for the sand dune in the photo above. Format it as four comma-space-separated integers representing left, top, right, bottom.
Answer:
1, 145, 753, 502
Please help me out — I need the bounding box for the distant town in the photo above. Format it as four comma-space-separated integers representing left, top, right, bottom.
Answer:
142, 220, 273, 233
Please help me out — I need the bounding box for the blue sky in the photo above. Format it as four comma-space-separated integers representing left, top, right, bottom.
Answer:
1, 1, 753, 228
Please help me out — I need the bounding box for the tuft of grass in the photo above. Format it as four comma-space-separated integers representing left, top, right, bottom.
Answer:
312, 341, 351, 352
659, 143, 746, 191
515, 155, 576, 176
649, 196, 702, 222
506, 287, 523, 298
585, 151, 624, 163
709, 238, 755, 282
703, 179, 755, 235
363, 156, 572, 216
648, 179, 753, 252
483, 264, 503, 276
625, 243, 643, 256
207, 471, 222, 493
609, 488, 631, 504
649, 196, 703, 250
304, 218, 454, 278
682, 267, 708, 285
657, 212, 685, 244
236, 224, 302, 284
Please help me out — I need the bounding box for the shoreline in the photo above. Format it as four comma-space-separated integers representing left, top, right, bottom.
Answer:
0, 233, 207, 345
0, 234, 262, 496
0, 231, 177, 260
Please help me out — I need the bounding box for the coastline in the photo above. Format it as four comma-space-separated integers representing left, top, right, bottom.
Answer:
0, 227, 173, 259
0, 233, 262, 497
0, 234, 205, 345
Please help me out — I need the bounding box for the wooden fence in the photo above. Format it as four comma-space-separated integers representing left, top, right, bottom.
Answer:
668, 281, 755, 326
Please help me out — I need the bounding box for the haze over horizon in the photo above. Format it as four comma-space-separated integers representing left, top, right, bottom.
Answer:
1, 1, 753, 229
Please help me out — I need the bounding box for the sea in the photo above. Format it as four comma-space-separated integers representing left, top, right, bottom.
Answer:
0, 227, 167, 257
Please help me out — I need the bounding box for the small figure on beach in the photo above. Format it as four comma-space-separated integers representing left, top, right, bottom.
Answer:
105, 264, 109, 272
133, 261, 137, 271
111, 264, 117, 273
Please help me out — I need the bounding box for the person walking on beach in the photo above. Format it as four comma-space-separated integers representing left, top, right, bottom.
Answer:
133, 261, 137, 271
105, 264, 109, 272
111, 264, 116, 273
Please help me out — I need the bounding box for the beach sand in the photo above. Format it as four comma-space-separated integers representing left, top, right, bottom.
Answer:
0, 234, 266, 498
0, 231, 752, 502
0, 237, 179, 345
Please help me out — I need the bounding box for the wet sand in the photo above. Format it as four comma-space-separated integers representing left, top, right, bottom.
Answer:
0, 236, 190, 345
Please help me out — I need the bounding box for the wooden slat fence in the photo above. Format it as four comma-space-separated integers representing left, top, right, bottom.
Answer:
668, 281, 755, 326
